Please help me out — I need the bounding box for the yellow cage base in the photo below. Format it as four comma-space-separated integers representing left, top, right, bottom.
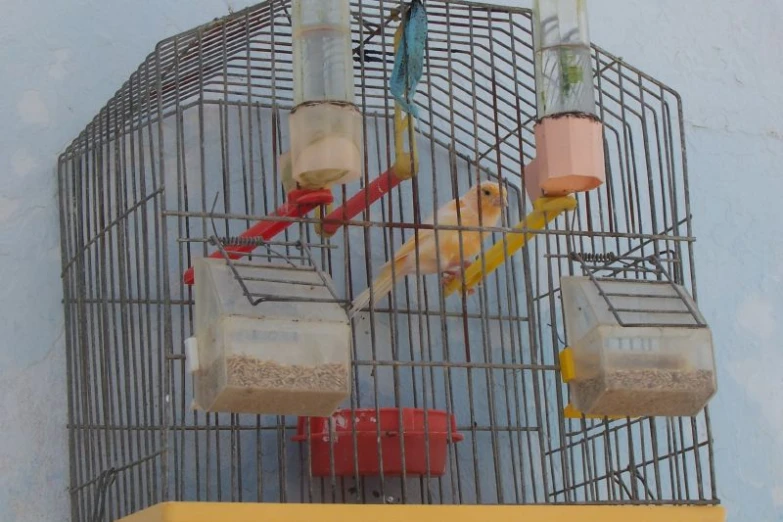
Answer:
119, 502, 725, 522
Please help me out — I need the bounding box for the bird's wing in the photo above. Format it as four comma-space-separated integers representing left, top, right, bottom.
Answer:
391, 197, 469, 266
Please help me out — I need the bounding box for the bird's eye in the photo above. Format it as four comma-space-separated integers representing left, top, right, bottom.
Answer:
483, 189, 491, 196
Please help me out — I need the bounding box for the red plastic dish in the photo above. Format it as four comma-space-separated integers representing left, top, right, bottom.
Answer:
293, 408, 463, 477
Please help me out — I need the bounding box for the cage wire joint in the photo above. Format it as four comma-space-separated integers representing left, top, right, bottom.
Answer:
88, 468, 118, 522
443, 195, 577, 297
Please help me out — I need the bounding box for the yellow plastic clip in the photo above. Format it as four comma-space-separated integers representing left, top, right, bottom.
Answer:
559, 348, 575, 383
281, 149, 334, 238
443, 195, 578, 297
314, 203, 333, 237
563, 404, 630, 421
391, 23, 418, 180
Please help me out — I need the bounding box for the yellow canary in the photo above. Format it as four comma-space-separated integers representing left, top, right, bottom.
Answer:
349, 181, 507, 317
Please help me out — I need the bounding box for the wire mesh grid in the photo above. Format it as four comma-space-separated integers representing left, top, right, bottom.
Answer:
200, 197, 345, 307
571, 253, 707, 328
57, 1, 718, 521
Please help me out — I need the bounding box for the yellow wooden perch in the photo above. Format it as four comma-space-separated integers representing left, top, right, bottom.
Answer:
443, 195, 578, 297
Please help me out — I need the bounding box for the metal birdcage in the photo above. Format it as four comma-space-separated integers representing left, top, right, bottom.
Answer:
57, 1, 721, 521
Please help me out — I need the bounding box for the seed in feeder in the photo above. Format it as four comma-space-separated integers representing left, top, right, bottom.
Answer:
225, 354, 348, 391
572, 369, 715, 417
197, 354, 349, 415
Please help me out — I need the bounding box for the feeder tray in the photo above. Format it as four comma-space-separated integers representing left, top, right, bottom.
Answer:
560, 255, 717, 417
293, 408, 463, 477
189, 234, 351, 417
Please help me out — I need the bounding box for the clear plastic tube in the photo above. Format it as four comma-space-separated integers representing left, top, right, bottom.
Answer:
291, 0, 355, 104
290, 0, 362, 188
533, 0, 596, 118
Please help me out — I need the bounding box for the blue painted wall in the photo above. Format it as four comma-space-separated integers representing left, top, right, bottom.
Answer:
0, 1, 778, 520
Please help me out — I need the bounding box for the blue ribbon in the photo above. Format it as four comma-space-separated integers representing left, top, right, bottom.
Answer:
389, 0, 428, 118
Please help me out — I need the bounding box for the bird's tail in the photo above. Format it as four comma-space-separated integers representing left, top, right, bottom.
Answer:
348, 267, 396, 318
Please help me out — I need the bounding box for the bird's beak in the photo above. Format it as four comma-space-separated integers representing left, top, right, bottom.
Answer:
493, 194, 508, 207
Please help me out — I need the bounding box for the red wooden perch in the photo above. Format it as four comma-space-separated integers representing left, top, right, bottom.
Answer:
182, 188, 334, 285
318, 167, 403, 237
182, 168, 406, 286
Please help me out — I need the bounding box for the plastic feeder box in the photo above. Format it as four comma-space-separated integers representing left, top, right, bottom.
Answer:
561, 276, 717, 417
191, 259, 351, 416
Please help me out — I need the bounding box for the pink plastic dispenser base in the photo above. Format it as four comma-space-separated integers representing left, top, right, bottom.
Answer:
524, 114, 606, 202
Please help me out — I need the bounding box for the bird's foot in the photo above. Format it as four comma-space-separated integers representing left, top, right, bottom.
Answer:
441, 270, 476, 295
441, 271, 458, 286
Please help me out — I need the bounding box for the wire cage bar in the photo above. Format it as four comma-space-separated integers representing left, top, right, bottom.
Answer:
57, 1, 718, 521
571, 253, 707, 328
202, 196, 345, 307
